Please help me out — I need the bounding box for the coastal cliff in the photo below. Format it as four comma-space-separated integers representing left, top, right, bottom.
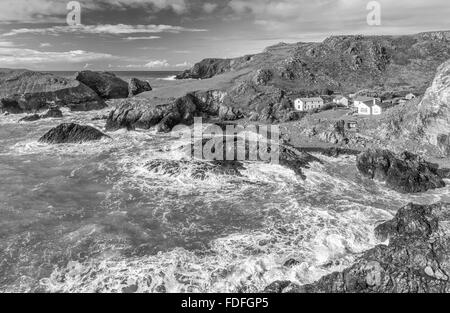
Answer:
177, 31, 450, 94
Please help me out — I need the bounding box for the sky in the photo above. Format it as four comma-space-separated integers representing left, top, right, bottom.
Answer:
0, 0, 449, 71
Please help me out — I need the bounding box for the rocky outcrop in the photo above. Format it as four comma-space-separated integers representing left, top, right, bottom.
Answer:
178, 32, 450, 97
19, 107, 63, 122
39, 123, 109, 144
252, 69, 273, 85
267, 203, 450, 293
41, 107, 63, 118
128, 78, 152, 97
417, 60, 450, 156
176, 56, 253, 80
105, 93, 246, 132
19, 114, 41, 122
0, 69, 105, 113
146, 160, 245, 180
218, 105, 245, 121
356, 149, 446, 193
75, 71, 129, 99
106, 94, 202, 132
182, 135, 321, 179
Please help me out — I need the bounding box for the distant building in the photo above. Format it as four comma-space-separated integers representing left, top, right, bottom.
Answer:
357, 99, 389, 116
333, 95, 349, 107
347, 120, 358, 129
353, 96, 380, 109
294, 97, 324, 111
405, 93, 416, 100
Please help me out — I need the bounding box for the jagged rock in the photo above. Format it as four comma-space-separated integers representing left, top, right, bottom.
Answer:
183, 136, 321, 179
91, 114, 110, 121
75, 71, 129, 99
356, 149, 446, 193
106, 94, 201, 132
41, 107, 63, 118
18, 107, 63, 122
106, 93, 246, 133
176, 56, 253, 79
128, 78, 152, 97
146, 159, 245, 180
264, 281, 292, 293
274, 203, 450, 293
39, 123, 108, 144
19, 114, 41, 122
252, 69, 273, 85
283, 259, 301, 268
218, 105, 244, 121
1, 98, 23, 114
0, 69, 105, 113
417, 60, 450, 155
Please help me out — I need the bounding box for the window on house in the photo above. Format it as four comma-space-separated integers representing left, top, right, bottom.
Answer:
360, 107, 369, 114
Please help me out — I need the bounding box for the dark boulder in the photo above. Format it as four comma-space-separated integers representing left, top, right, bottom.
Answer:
274, 203, 450, 293
1, 98, 23, 114
41, 107, 63, 118
39, 123, 109, 144
356, 149, 446, 193
146, 159, 245, 180
128, 78, 152, 97
18, 107, 63, 122
263, 281, 293, 293
19, 114, 41, 122
75, 71, 129, 99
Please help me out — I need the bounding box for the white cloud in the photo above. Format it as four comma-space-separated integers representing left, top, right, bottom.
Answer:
228, 0, 450, 37
144, 59, 170, 68
203, 3, 218, 13
0, 41, 18, 47
0, 0, 188, 23
40, 42, 52, 47
123, 36, 161, 40
0, 47, 117, 66
101, 0, 187, 14
175, 61, 192, 67
2, 24, 207, 37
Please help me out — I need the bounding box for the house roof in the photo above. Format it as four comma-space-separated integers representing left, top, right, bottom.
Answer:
298, 97, 323, 102
360, 99, 382, 107
334, 95, 347, 100
354, 96, 376, 102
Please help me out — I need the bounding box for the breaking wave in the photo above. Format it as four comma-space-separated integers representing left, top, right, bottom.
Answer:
1, 110, 450, 293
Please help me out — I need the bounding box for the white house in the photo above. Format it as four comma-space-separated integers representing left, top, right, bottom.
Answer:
405, 93, 416, 100
294, 97, 324, 111
353, 96, 380, 109
357, 99, 386, 116
333, 95, 349, 107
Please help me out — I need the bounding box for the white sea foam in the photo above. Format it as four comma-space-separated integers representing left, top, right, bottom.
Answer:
3, 111, 450, 293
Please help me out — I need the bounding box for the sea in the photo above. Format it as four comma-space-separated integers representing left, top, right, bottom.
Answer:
0, 76, 450, 292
